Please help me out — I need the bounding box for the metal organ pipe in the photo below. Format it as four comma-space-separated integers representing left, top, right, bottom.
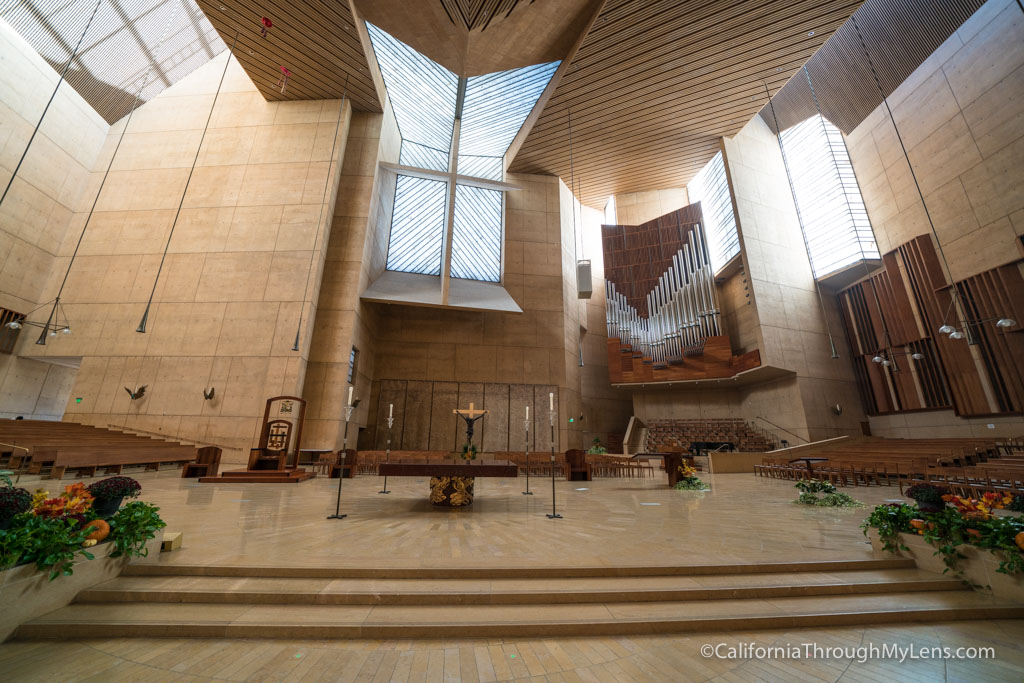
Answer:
604, 224, 722, 366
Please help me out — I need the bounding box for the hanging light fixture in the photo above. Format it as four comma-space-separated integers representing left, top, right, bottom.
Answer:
7, 0, 180, 346
137, 31, 240, 334
850, 16, 1016, 343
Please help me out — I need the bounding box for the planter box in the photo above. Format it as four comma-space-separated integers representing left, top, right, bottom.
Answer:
868, 528, 1024, 601
0, 533, 162, 642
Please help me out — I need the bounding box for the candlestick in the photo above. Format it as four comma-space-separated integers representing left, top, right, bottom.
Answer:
546, 408, 561, 519
388, 402, 393, 418
328, 402, 354, 520
549, 392, 554, 411
380, 413, 394, 494
522, 406, 532, 496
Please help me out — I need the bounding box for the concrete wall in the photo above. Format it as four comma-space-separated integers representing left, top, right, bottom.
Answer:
27, 52, 349, 463
843, 0, 1024, 438
612, 188, 688, 226
0, 19, 110, 420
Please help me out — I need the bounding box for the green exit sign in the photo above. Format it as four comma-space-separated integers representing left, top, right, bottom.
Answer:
75, 397, 82, 403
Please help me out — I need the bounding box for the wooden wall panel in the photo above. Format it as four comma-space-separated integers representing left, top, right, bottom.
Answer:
374, 379, 406, 449
508, 384, 532, 451
838, 235, 1023, 418
483, 383, 510, 453
402, 381, 433, 449
428, 382, 459, 451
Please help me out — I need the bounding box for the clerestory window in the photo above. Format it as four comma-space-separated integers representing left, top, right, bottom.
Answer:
367, 23, 558, 285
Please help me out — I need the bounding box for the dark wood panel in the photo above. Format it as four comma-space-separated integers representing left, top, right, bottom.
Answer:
606, 336, 761, 384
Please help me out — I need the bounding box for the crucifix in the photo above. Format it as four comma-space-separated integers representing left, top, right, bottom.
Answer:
453, 403, 488, 446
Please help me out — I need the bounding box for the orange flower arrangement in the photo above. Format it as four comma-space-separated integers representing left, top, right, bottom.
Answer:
678, 463, 698, 479
34, 483, 94, 519
941, 492, 1013, 520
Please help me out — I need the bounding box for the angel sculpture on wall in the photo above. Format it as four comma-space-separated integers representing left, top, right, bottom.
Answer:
124, 385, 147, 400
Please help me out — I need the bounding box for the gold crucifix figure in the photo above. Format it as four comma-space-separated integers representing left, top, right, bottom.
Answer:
454, 402, 489, 443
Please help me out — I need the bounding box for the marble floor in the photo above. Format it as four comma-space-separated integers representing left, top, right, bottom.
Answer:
4, 470, 1024, 681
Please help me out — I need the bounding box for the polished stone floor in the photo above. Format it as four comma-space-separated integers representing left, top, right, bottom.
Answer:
98, 470, 902, 568
4, 470, 1024, 681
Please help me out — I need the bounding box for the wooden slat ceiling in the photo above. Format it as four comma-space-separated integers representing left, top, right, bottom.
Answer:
438, 0, 531, 31
507, 0, 864, 207
194, 0, 380, 112
758, 0, 986, 134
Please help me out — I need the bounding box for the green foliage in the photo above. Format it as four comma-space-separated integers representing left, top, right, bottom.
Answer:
587, 438, 608, 455
0, 515, 93, 580
863, 503, 1024, 579
108, 502, 166, 558
1, 470, 13, 488
795, 479, 836, 495
674, 477, 709, 491
861, 503, 917, 552
794, 480, 862, 507
1009, 494, 1024, 513
460, 443, 478, 461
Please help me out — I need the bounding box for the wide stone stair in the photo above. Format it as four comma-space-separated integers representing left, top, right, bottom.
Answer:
16, 559, 1024, 639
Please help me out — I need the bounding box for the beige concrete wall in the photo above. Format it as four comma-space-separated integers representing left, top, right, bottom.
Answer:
721, 117, 865, 442
0, 19, 110, 420
302, 106, 399, 450
25, 52, 350, 463
843, 0, 1024, 438
844, 0, 1023, 275
613, 188, 688, 226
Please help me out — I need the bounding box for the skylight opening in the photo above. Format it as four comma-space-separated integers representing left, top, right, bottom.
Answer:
687, 151, 739, 273
779, 114, 879, 278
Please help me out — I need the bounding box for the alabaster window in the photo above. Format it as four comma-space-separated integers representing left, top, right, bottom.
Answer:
687, 151, 739, 274
367, 23, 557, 285
779, 114, 879, 278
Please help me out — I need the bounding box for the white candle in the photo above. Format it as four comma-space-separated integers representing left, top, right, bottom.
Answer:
389, 403, 393, 418
347, 386, 353, 406
525, 405, 529, 420
549, 392, 554, 411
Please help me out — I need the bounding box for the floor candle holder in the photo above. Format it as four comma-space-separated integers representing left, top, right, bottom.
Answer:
522, 416, 533, 495
379, 415, 393, 494
546, 408, 562, 519
328, 404, 353, 520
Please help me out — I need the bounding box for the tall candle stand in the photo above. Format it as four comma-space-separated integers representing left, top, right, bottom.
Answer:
546, 408, 562, 518
522, 414, 532, 495
327, 403, 353, 520
379, 415, 393, 494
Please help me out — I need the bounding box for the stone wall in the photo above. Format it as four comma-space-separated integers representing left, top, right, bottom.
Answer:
0, 18, 110, 420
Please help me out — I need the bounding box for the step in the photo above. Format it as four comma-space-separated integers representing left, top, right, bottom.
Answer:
76, 568, 966, 605
121, 558, 917, 579
18, 591, 1024, 640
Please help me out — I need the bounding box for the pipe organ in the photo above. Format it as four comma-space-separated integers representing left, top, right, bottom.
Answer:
605, 222, 721, 367
601, 205, 759, 384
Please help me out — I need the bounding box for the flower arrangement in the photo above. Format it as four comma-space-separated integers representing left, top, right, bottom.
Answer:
0, 486, 32, 524
675, 462, 709, 490
587, 437, 608, 455
862, 498, 1024, 578
793, 480, 863, 508
34, 483, 93, 519
87, 476, 142, 501
460, 443, 477, 461
942, 492, 1013, 520
904, 483, 948, 511
0, 478, 165, 580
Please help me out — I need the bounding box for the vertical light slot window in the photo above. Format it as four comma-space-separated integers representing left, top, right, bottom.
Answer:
687, 151, 739, 273
779, 114, 879, 278
451, 185, 502, 282
386, 175, 448, 276
604, 196, 617, 224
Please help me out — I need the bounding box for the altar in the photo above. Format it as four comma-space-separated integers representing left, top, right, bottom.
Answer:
378, 461, 518, 507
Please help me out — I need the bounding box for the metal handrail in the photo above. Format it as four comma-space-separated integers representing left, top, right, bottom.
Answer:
0, 441, 31, 483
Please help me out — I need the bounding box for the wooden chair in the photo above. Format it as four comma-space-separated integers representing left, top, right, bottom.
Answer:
181, 447, 223, 478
